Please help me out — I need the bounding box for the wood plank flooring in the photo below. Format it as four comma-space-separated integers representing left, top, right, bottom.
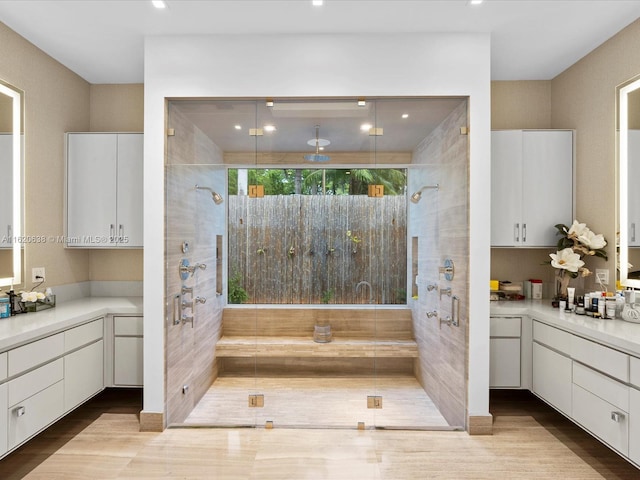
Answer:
0, 388, 638, 479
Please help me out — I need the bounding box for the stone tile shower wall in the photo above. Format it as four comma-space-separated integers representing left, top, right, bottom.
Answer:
165, 105, 225, 425
410, 100, 469, 428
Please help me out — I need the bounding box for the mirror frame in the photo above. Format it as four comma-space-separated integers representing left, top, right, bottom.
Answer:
0, 81, 23, 288
618, 76, 640, 289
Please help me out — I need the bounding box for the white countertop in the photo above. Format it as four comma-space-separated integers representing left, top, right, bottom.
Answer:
491, 299, 640, 357
0, 296, 142, 352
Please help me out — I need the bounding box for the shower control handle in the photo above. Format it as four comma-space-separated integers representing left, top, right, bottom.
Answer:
195, 296, 207, 304
426, 310, 438, 318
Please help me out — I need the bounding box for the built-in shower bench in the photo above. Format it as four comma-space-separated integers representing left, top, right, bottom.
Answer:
215, 307, 418, 375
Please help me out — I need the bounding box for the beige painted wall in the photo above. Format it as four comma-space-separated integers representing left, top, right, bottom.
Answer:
88, 84, 144, 281
0, 21, 90, 290
552, 18, 640, 291
491, 19, 640, 293
0, 22, 145, 289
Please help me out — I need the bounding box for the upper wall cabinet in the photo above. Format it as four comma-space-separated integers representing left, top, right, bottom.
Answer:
491, 130, 574, 247
65, 133, 143, 248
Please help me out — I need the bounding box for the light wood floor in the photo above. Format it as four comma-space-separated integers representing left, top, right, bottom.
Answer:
181, 375, 451, 429
0, 389, 638, 479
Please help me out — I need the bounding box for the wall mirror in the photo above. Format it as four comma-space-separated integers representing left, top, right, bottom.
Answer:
0, 79, 23, 288
618, 75, 640, 289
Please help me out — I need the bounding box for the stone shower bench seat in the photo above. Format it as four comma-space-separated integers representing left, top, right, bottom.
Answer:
215, 336, 418, 358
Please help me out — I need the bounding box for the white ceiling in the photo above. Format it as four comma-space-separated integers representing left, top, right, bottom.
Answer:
0, 0, 639, 84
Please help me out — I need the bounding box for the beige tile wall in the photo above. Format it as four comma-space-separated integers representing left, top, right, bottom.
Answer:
410, 100, 469, 427
165, 104, 225, 425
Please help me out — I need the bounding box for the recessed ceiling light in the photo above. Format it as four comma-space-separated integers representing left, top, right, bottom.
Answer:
152, 0, 167, 9
264, 124, 277, 132
402, 113, 409, 119
469, 0, 483, 5
312, 0, 324, 6
360, 123, 373, 132
234, 125, 242, 130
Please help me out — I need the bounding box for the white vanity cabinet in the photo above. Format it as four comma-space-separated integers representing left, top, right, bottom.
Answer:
629, 357, 640, 464
489, 316, 522, 388
531, 318, 640, 467
65, 132, 143, 248
113, 316, 143, 386
0, 317, 105, 457
532, 321, 573, 416
491, 130, 574, 247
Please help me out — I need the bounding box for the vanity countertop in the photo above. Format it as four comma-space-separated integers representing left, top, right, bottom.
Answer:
491, 299, 640, 357
0, 296, 142, 352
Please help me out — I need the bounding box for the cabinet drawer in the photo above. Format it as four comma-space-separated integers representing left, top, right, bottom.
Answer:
114, 337, 143, 386
490, 337, 521, 387
572, 362, 629, 412
572, 383, 628, 456
631, 356, 640, 388
114, 316, 143, 336
490, 317, 521, 337
7, 380, 64, 450
0, 352, 7, 382
8, 358, 64, 407
64, 340, 104, 412
532, 321, 571, 354
65, 318, 103, 352
8, 333, 64, 377
630, 388, 640, 465
571, 335, 629, 382
532, 342, 572, 416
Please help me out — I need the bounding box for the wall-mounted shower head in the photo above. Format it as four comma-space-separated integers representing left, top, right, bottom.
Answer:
409, 184, 439, 203
195, 184, 224, 205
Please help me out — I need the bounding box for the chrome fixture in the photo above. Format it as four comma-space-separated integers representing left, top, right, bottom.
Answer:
181, 285, 193, 295
439, 287, 452, 298
355, 280, 373, 304
195, 184, 224, 205
195, 296, 207, 304
304, 125, 331, 162
426, 283, 438, 292
439, 258, 455, 281
182, 313, 194, 327
426, 310, 438, 318
409, 184, 439, 203
179, 259, 207, 278
451, 295, 460, 327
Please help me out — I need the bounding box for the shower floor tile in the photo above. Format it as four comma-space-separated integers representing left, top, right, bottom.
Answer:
179, 375, 451, 429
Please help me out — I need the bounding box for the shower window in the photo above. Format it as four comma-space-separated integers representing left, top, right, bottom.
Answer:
228, 167, 407, 305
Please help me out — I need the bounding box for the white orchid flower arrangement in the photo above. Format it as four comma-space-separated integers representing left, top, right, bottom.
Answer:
549, 220, 608, 279
19, 291, 46, 303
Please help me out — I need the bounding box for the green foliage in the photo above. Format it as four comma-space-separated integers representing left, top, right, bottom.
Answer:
228, 272, 249, 304
228, 168, 407, 196
321, 289, 334, 304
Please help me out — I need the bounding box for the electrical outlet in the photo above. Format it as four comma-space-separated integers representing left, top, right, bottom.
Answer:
32, 267, 45, 283
596, 269, 609, 285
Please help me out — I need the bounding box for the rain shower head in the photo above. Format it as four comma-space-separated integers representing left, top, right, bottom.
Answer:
409, 184, 439, 203
304, 125, 331, 162
195, 184, 224, 205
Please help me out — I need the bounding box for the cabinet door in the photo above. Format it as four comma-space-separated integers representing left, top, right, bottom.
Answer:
628, 130, 640, 246
521, 131, 573, 246
630, 388, 640, 465
116, 133, 143, 247
490, 338, 521, 387
491, 131, 523, 246
64, 340, 104, 412
66, 133, 117, 246
0, 383, 7, 457
114, 337, 143, 386
0, 134, 12, 248
532, 341, 572, 416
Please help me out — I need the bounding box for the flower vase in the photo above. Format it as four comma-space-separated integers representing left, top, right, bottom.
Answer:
555, 270, 571, 301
